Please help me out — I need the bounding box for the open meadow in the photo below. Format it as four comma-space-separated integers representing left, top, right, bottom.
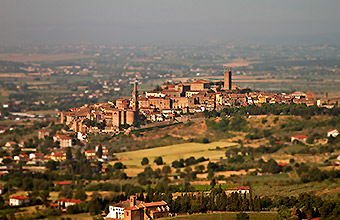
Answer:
115, 141, 236, 176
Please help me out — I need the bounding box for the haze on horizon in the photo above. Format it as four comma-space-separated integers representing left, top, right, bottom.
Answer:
1, 0, 340, 46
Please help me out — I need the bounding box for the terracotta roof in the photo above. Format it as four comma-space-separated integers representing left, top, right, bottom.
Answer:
54, 134, 72, 140
328, 129, 338, 133
292, 135, 308, 139
10, 196, 29, 200
125, 201, 167, 210
142, 201, 167, 207
111, 199, 143, 209
55, 181, 71, 185
191, 80, 210, 84
59, 198, 82, 204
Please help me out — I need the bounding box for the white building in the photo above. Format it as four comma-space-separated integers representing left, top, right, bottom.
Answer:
105, 206, 125, 220
105, 196, 141, 220
9, 196, 30, 206
58, 199, 83, 208
327, 129, 339, 138
291, 135, 308, 143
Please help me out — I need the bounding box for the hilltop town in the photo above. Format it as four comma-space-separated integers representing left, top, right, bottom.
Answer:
60, 67, 337, 137
0, 45, 340, 220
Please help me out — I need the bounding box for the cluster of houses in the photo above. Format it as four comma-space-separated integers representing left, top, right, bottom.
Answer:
291, 129, 339, 143
5, 187, 251, 219
60, 69, 322, 135
105, 196, 169, 220
0, 127, 113, 176
105, 187, 251, 220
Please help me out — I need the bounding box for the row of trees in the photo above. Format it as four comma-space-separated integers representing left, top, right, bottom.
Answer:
204, 103, 340, 118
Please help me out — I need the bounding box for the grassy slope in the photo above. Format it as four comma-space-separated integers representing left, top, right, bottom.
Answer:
161, 212, 277, 220
115, 141, 236, 176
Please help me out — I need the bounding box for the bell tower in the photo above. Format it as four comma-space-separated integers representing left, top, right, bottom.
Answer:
132, 82, 138, 111
224, 67, 232, 90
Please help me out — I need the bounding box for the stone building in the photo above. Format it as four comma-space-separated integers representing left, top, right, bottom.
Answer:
224, 67, 232, 90
124, 200, 169, 220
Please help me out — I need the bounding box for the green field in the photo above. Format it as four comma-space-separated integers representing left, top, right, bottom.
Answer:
115, 141, 236, 176
161, 212, 277, 220
116, 141, 235, 167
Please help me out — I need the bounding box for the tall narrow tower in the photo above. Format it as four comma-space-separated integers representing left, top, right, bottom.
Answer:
132, 82, 138, 111
224, 67, 232, 90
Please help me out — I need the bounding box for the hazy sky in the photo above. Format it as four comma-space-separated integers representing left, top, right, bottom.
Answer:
1, 0, 340, 45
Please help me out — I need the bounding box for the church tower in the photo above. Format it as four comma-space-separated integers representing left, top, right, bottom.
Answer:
132, 82, 138, 111
224, 67, 232, 90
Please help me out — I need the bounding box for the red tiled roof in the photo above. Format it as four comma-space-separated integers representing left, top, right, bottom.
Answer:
54, 134, 72, 140
59, 198, 82, 204
292, 135, 308, 139
10, 196, 29, 200
328, 129, 338, 133
192, 80, 210, 84
125, 201, 167, 210
55, 181, 71, 185
142, 201, 167, 207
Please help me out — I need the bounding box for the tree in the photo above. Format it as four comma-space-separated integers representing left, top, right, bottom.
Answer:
74, 189, 87, 201
154, 156, 164, 165
96, 145, 103, 158
66, 147, 72, 160
46, 160, 57, 170
59, 187, 73, 199
141, 157, 149, 166
40, 191, 50, 204
113, 162, 125, 170
306, 136, 314, 144
210, 178, 216, 189
195, 165, 205, 173
162, 165, 171, 175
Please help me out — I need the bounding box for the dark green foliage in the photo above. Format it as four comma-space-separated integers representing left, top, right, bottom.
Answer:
66, 147, 72, 160
113, 162, 126, 170
261, 159, 281, 174
96, 145, 103, 158
227, 155, 244, 163
236, 212, 249, 220
206, 116, 248, 132
141, 157, 149, 165
154, 156, 164, 165
172, 156, 208, 168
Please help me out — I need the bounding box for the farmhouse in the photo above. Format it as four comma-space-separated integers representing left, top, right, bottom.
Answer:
53, 134, 72, 148
9, 196, 30, 206
58, 198, 83, 208
124, 201, 169, 220
85, 150, 96, 160
38, 129, 50, 139
327, 129, 339, 138
105, 195, 143, 220
5, 141, 17, 148
225, 186, 251, 195
291, 135, 308, 143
